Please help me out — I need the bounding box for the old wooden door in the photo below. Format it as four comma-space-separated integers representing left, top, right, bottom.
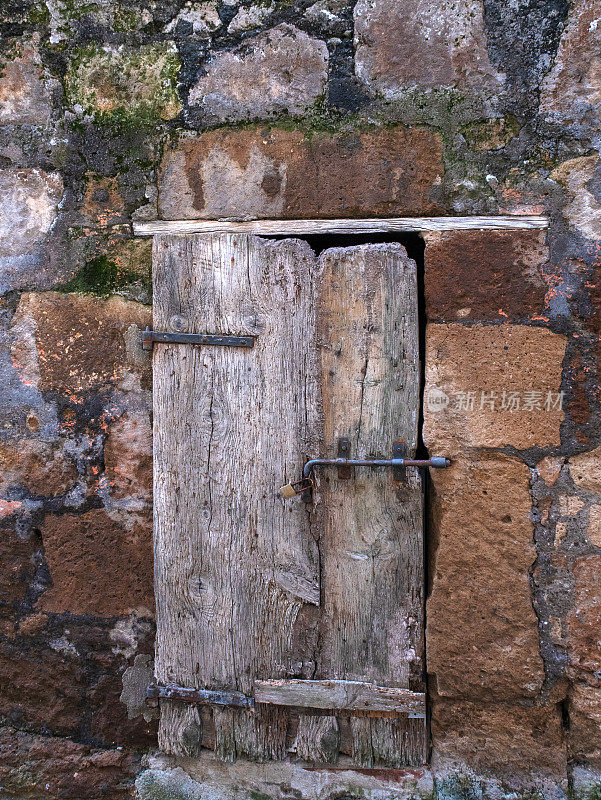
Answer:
152, 233, 424, 767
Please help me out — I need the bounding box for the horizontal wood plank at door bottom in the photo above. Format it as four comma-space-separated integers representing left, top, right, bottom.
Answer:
254, 679, 425, 716
134, 215, 548, 236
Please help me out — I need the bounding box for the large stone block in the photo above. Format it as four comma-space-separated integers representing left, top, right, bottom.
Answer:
424, 229, 548, 323
354, 0, 504, 95
568, 683, 601, 767
189, 24, 328, 122
0, 639, 84, 734
158, 125, 444, 219
0, 439, 77, 497
540, 0, 601, 127
423, 323, 566, 453
36, 510, 154, 617
431, 698, 566, 781
567, 555, 601, 683
104, 411, 152, 502
10, 292, 151, 394
0, 168, 63, 294
0, 38, 54, 125
66, 43, 181, 120
427, 453, 544, 701
0, 523, 38, 614
551, 156, 601, 242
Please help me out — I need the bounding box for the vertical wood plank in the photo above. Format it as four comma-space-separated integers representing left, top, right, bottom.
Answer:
313, 244, 425, 766
153, 233, 321, 759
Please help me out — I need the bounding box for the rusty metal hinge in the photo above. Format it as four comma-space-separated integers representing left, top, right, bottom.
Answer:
142, 327, 255, 351
146, 684, 254, 709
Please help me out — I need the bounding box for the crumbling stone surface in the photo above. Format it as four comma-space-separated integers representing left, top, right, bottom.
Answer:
189, 25, 328, 122
159, 125, 444, 219
427, 453, 544, 701
423, 323, 566, 453
424, 229, 549, 323
0, 37, 55, 126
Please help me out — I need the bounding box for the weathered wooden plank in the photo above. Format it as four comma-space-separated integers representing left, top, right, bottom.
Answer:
255, 679, 425, 715
310, 243, 425, 766
153, 233, 321, 759
134, 215, 548, 237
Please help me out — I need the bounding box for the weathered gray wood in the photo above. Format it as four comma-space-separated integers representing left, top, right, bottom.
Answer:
310, 244, 425, 766
153, 235, 425, 767
255, 679, 425, 715
135, 215, 548, 237
153, 233, 321, 759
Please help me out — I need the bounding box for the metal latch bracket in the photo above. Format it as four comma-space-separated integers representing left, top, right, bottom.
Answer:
142, 327, 255, 351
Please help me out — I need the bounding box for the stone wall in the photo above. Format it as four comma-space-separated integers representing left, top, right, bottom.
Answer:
0, 0, 600, 798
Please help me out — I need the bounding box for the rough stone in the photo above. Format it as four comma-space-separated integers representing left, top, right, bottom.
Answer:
0, 439, 77, 497
189, 25, 328, 121
569, 447, 601, 494
427, 453, 544, 701
66, 43, 181, 120
36, 510, 154, 617
354, 0, 504, 95
568, 682, 601, 767
431, 699, 566, 781
0, 725, 139, 799
537, 455, 565, 487
567, 555, 601, 683
0, 38, 54, 125
89, 672, 158, 748
551, 156, 601, 242
0, 523, 38, 614
0, 168, 63, 294
104, 411, 152, 502
540, 0, 601, 127
159, 125, 444, 219
0, 639, 83, 734
588, 504, 601, 547
424, 229, 549, 322
423, 323, 566, 453
165, 1, 222, 35
228, 3, 274, 33
10, 292, 151, 394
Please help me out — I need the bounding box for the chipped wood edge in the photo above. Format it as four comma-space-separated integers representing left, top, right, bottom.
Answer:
134, 215, 549, 237
254, 679, 426, 716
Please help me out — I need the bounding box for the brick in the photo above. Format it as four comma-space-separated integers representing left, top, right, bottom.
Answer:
354, 0, 503, 95
569, 447, 601, 494
10, 292, 151, 394
36, 510, 154, 617
158, 125, 444, 219
427, 453, 544, 701
540, 0, 601, 127
424, 229, 549, 323
0, 38, 54, 125
432, 698, 566, 780
189, 25, 328, 122
423, 323, 566, 453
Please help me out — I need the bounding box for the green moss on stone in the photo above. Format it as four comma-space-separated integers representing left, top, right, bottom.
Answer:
460, 116, 520, 152
65, 42, 181, 123
56, 255, 151, 298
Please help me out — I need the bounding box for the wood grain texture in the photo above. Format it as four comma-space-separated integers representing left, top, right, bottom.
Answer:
309, 244, 425, 766
153, 233, 321, 759
135, 215, 548, 237
255, 679, 425, 715
153, 235, 425, 766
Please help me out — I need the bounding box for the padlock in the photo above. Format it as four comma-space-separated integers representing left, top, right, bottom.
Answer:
279, 483, 298, 499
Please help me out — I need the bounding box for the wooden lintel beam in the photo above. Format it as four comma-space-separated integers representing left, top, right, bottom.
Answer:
133, 215, 548, 237
254, 679, 425, 716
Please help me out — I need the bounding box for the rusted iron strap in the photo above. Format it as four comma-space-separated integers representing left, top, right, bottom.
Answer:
146, 684, 254, 709
142, 328, 255, 351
